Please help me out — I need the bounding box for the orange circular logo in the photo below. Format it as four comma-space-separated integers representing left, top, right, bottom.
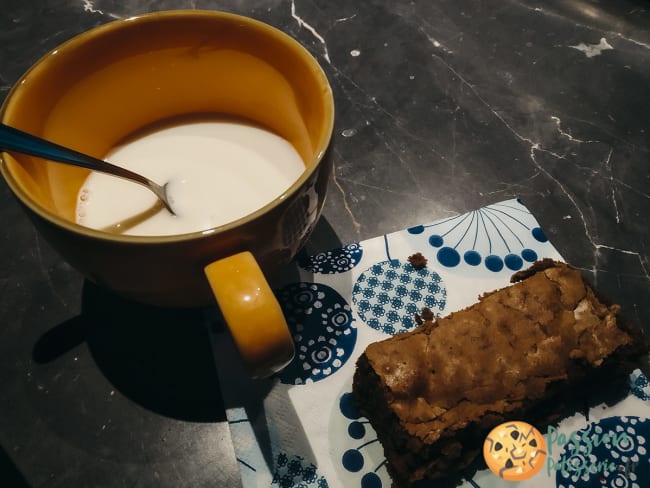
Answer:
483, 421, 547, 481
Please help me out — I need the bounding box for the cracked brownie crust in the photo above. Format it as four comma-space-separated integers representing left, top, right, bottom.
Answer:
352, 261, 647, 487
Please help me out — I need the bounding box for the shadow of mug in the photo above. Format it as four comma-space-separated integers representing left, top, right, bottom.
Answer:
1, 10, 335, 378
32, 280, 227, 423
30, 215, 342, 422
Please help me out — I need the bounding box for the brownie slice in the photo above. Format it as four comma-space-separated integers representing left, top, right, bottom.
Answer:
352, 260, 647, 487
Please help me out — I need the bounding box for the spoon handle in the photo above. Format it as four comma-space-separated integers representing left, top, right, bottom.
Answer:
0, 122, 148, 185
0, 123, 175, 214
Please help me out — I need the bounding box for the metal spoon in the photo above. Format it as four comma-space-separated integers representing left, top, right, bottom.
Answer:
0, 122, 175, 215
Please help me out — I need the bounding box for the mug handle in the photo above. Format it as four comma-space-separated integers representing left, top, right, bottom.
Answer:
204, 251, 295, 378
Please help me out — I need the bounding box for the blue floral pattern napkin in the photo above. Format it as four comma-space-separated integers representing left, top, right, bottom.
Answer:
209, 198, 650, 488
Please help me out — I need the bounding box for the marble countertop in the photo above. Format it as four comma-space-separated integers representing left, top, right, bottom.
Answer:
1, 0, 648, 486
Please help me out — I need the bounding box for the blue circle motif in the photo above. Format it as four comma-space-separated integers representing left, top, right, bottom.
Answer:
464, 250, 481, 266
522, 248, 538, 262
428, 234, 444, 247
352, 260, 446, 335
348, 422, 366, 439
484, 255, 504, 272
343, 449, 364, 472
276, 283, 356, 385
361, 473, 383, 488
504, 253, 524, 271
407, 225, 425, 234
532, 227, 548, 243
437, 247, 460, 267
340, 392, 362, 420
555, 416, 650, 488
300, 243, 364, 274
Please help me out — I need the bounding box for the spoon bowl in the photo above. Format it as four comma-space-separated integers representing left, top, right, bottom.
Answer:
0, 122, 175, 215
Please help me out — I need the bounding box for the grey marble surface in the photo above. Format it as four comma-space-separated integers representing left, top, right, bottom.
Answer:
1, 0, 649, 486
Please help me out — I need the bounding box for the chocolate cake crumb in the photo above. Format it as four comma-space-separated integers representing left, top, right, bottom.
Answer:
510, 257, 557, 282
408, 252, 428, 269
414, 307, 435, 326
420, 307, 434, 321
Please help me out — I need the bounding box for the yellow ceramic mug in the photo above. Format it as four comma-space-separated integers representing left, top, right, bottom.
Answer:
0, 10, 335, 378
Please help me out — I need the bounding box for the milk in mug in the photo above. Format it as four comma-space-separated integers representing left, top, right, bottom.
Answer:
75, 119, 305, 236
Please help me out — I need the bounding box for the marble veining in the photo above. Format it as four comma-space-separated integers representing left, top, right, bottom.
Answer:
569, 37, 614, 57
290, 0, 331, 64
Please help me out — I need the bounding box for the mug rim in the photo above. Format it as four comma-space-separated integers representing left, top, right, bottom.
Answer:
0, 9, 335, 244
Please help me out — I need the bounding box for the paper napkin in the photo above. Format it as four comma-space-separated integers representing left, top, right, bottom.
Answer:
209, 198, 650, 488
